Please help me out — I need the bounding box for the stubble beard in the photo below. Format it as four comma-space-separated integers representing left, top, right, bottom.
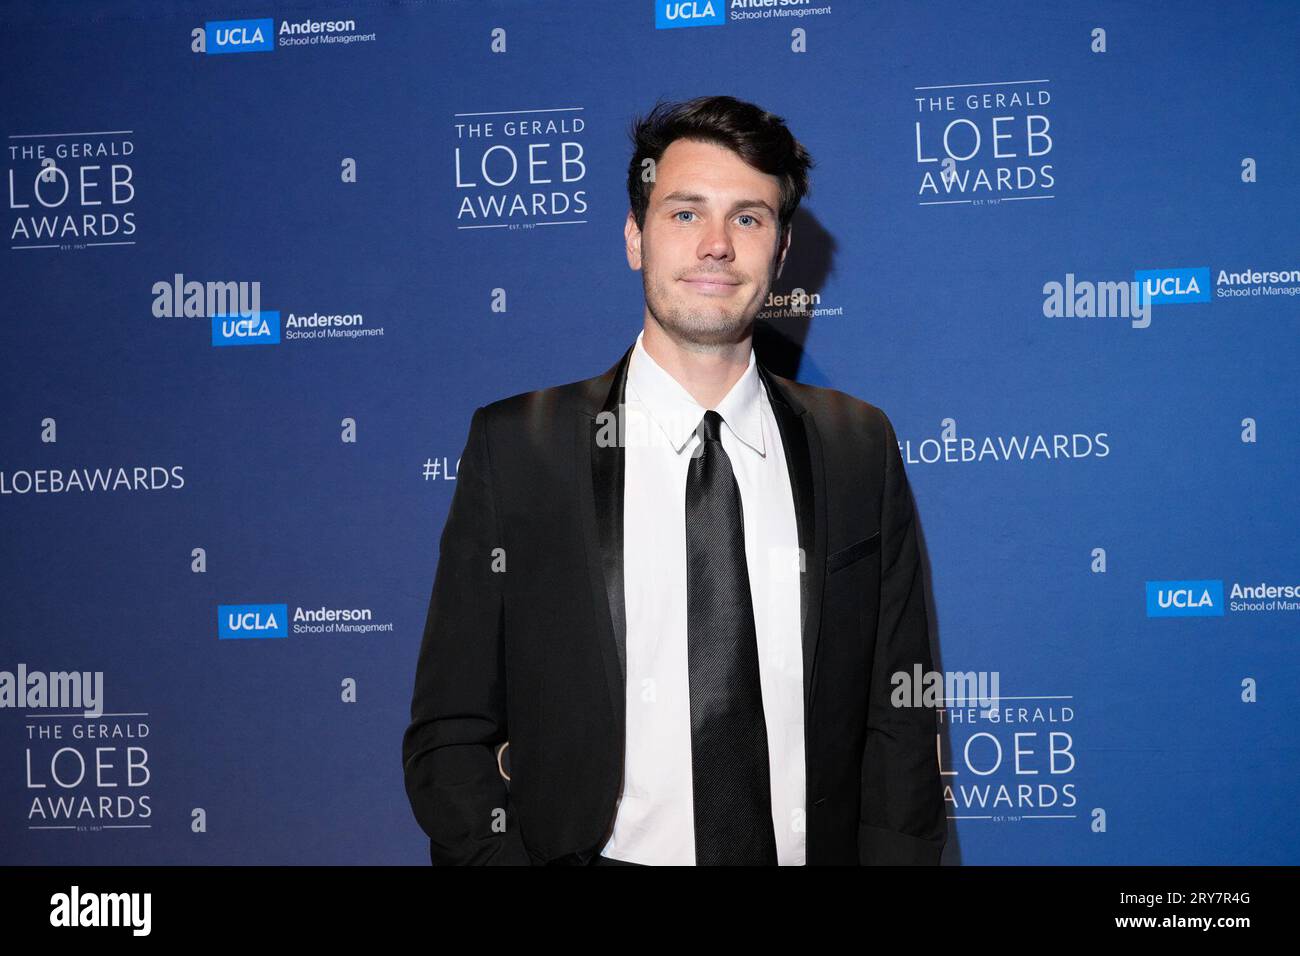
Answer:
642, 265, 771, 353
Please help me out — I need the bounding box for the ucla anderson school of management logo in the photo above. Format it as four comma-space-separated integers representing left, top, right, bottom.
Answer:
655, 0, 833, 29
1145, 579, 1300, 617
194, 16, 376, 54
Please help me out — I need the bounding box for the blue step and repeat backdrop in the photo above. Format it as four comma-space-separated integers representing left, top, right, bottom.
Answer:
1, 0, 1296, 865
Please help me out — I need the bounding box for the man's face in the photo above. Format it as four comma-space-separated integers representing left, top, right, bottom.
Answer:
625, 137, 791, 349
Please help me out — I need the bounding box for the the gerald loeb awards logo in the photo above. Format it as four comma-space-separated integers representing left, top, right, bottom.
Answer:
7, 130, 136, 251
454, 107, 588, 229
5, 665, 155, 832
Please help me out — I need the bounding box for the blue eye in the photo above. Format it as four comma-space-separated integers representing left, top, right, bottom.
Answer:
738, 214, 757, 227
675, 210, 696, 222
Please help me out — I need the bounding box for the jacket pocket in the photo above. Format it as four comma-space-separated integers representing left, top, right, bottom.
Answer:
826, 530, 881, 575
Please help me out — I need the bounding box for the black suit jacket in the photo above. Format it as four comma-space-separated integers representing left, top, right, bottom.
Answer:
401, 343, 947, 865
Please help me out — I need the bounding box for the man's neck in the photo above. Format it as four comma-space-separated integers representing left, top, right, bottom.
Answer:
641, 318, 753, 409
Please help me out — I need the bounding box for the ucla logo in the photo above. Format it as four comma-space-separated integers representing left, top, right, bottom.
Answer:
656, 1, 724, 29
206, 18, 274, 54
212, 310, 280, 347
219, 604, 289, 639
1145, 580, 1224, 617
1133, 267, 1211, 305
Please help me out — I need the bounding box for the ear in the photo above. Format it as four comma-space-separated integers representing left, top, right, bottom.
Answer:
774, 223, 793, 280
625, 210, 643, 271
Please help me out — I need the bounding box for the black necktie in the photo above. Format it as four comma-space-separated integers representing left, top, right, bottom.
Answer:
685, 409, 779, 865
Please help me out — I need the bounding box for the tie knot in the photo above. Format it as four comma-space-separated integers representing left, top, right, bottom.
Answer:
697, 409, 725, 444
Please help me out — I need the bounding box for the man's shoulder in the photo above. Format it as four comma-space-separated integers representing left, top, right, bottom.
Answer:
475, 367, 608, 431
468, 357, 902, 443
770, 375, 907, 478
768, 371, 895, 436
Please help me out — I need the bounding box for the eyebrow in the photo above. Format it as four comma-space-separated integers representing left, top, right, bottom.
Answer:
657, 190, 777, 217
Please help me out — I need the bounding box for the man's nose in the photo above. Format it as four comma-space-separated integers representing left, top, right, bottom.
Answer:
697, 220, 735, 259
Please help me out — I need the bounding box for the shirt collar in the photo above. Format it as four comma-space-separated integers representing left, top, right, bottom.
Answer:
626, 328, 766, 457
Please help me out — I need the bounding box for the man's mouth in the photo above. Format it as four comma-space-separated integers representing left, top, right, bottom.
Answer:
680, 275, 742, 295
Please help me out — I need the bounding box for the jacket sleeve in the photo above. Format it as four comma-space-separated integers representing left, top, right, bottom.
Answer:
401, 405, 533, 865
858, 409, 947, 865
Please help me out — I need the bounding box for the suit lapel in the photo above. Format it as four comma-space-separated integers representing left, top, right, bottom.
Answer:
757, 361, 827, 716
576, 345, 634, 742
577, 341, 828, 742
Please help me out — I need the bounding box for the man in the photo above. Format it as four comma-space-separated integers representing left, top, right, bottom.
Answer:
402, 95, 946, 866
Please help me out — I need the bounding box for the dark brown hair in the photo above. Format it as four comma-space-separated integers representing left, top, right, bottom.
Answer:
626, 95, 814, 235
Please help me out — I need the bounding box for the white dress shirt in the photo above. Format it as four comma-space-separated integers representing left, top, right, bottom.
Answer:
598, 329, 806, 865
